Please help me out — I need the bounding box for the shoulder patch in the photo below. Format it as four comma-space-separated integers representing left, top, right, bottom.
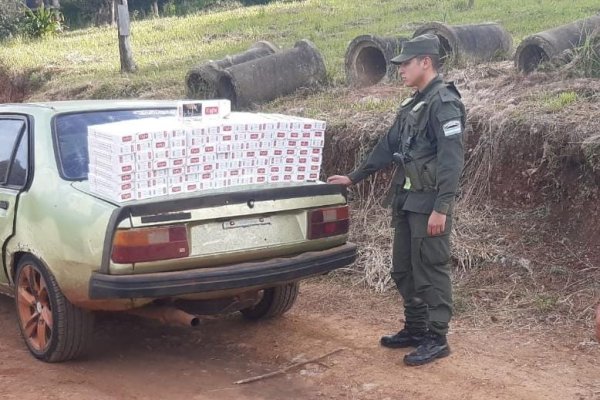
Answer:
442, 119, 462, 136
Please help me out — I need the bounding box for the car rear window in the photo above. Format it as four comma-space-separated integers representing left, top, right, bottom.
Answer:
54, 109, 176, 180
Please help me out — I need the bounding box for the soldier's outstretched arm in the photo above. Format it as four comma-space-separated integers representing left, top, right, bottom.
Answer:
344, 116, 399, 185
431, 100, 465, 215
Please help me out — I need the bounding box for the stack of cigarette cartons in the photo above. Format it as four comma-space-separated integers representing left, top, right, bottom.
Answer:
87, 102, 326, 203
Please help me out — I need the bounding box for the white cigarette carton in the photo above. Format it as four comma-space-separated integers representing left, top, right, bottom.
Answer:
92, 158, 135, 175
135, 151, 153, 162
170, 137, 187, 148
152, 140, 169, 151
231, 142, 246, 151
168, 176, 185, 186
153, 159, 169, 170
312, 138, 325, 148
184, 182, 199, 193
152, 130, 169, 141
135, 188, 154, 200
170, 128, 186, 139
199, 172, 213, 181
187, 155, 213, 166
135, 141, 153, 151
153, 149, 169, 159
169, 166, 185, 176
134, 180, 153, 191
89, 166, 133, 183
135, 157, 154, 172
216, 152, 230, 161
169, 147, 187, 159
90, 152, 135, 165
188, 146, 201, 157
89, 173, 134, 192
168, 183, 186, 194
201, 144, 217, 154
89, 140, 134, 155
185, 173, 201, 182
95, 190, 135, 202
256, 167, 268, 176
187, 135, 205, 147
308, 172, 319, 181
89, 128, 135, 145
186, 165, 203, 174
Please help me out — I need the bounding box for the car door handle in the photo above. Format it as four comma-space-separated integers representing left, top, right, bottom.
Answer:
0, 201, 9, 210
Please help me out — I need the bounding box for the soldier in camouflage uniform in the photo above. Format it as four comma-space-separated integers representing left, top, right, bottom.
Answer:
328, 34, 466, 366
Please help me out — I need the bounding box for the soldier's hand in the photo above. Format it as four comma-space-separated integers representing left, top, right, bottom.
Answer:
427, 211, 447, 236
327, 175, 353, 186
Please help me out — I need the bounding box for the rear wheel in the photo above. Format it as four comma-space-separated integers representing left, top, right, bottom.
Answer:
240, 282, 300, 320
15, 256, 94, 362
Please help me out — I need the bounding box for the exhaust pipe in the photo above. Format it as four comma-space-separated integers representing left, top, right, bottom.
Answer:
128, 305, 201, 327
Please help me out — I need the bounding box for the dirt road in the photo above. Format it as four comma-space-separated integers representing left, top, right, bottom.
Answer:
0, 279, 598, 400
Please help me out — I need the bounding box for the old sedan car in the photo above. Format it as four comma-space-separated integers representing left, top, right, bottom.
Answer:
0, 101, 357, 362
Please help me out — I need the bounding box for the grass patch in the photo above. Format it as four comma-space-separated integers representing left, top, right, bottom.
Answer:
541, 90, 578, 112
2, 0, 600, 100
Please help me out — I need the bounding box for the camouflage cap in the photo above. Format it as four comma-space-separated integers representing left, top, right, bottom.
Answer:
391, 34, 440, 65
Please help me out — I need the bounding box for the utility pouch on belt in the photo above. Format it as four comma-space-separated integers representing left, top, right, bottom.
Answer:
403, 161, 425, 191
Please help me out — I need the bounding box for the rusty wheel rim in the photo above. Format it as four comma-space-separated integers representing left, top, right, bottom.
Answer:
16, 264, 53, 352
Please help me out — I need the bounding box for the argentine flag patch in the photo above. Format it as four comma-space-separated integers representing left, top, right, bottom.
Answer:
442, 120, 462, 136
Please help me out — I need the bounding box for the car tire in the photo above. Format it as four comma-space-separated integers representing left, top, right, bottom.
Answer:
240, 282, 300, 320
14, 256, 94, 362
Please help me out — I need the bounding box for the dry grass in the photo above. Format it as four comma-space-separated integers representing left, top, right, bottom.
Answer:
339, 197, 599, 338
0, 61, 29, 103
451, 62, 600, 205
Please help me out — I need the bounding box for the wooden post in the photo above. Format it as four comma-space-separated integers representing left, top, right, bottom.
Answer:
111, 0, 117, 26
151, 0, 159, 18
117, 0, 136, 73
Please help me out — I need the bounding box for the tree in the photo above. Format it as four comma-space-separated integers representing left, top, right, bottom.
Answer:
0, 0, 26, 39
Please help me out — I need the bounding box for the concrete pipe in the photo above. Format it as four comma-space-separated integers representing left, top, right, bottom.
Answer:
344, 35, 407, 87
515, 15, 600, 73
186, 41, 279, 99
217, 39, 327, 109
413, 22, 513, 64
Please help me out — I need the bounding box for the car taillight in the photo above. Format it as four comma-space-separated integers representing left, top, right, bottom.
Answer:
111, 225, 189, 263
307, 205, 350, 240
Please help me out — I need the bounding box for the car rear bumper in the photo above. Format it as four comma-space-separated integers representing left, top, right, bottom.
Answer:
89, 243, 357, 299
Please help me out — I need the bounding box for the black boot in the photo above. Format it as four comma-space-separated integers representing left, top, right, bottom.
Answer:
403, 332, 450, 366
380, 328, 426, 349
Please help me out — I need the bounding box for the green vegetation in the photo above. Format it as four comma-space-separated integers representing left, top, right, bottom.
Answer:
0, 0, 25, 39
541, 91, 578, 113
22, 6, 65, 38
1, 0, 600, 100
